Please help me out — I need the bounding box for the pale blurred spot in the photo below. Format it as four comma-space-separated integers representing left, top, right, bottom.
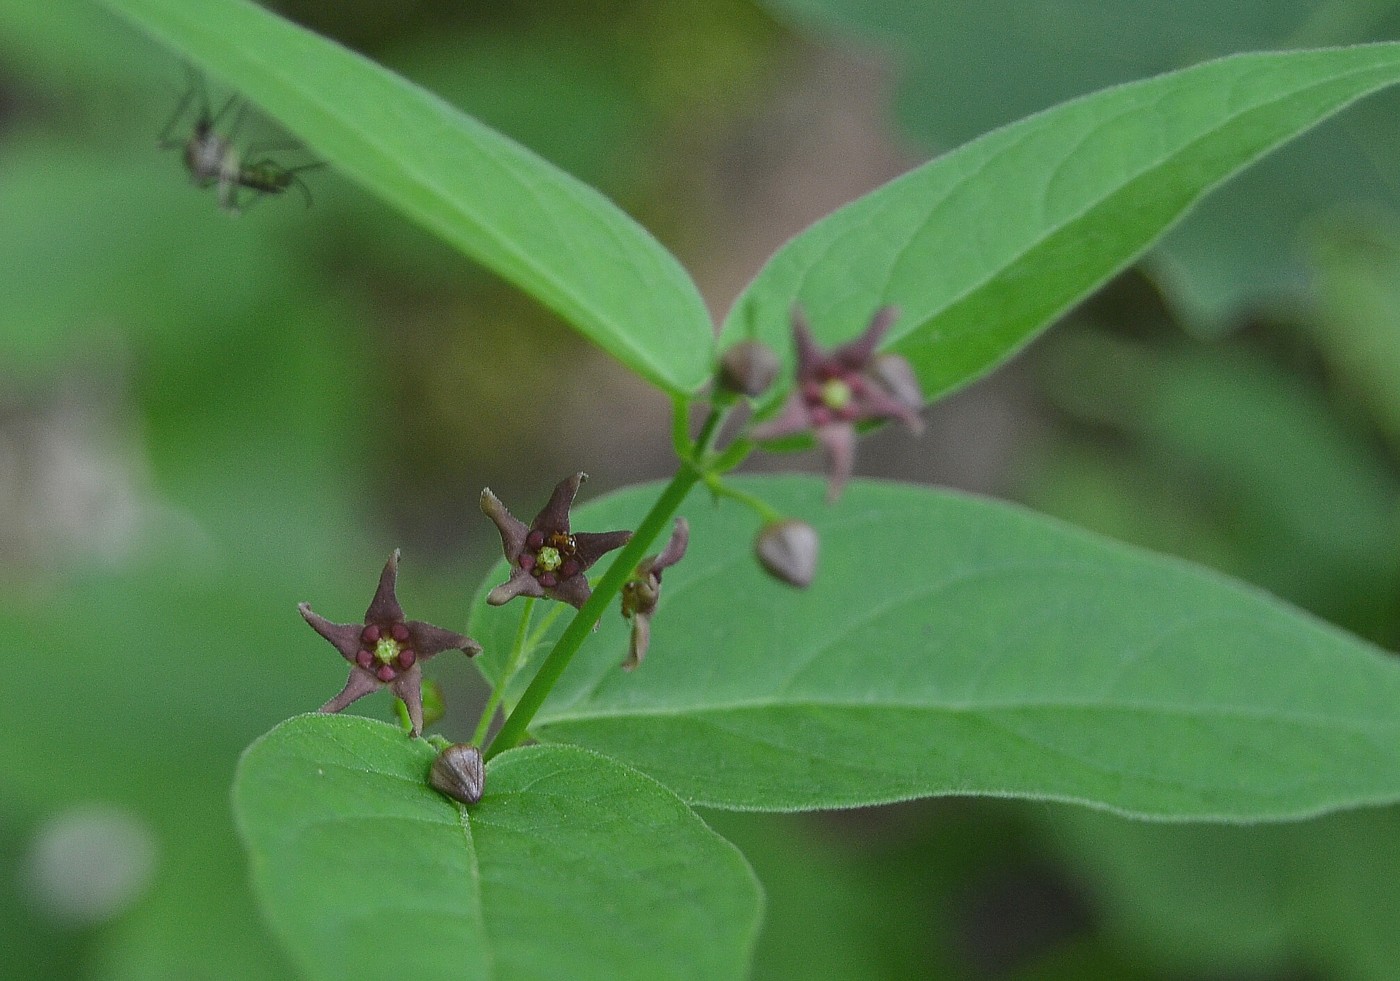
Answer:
21, 803, 159, 927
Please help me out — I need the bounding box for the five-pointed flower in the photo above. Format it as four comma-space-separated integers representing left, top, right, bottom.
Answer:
299, 550, 481, 737
480, 472, 633, 609
619, 517, 689, 670
750, 306, 924, 501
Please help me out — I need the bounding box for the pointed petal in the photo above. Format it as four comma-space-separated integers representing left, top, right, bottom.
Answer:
856, 383, 925, 435
653, 517, 689, 572
623, 613, 652, 671
816, 421, 857, 502
867, 353, 924, 417
406, 620, 482, 659
790, 305, 823, 377
487, 567, 546, 606
299, 603, 364, 662
749, 393, 811, 441
835, 306, 899, 367
319, 667, 382, 714
387, 664, 426, 736
533, 472, 586, 534
546, 573, 593, 609
573, 529, 632, 570
480, 488, 529, 562
364, 550, 405, 624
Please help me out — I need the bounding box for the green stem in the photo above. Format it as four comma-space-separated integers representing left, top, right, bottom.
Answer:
485, 408, 726, 760
702, 472, 783, 523
471, 598, 535, 747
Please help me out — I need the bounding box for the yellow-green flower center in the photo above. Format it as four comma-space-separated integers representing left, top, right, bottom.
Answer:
820, 378, 852, 410
375, 636, 402, 664
536, 546, 563, 572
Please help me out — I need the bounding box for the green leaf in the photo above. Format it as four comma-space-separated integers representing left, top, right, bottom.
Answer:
96, 0, 714, 396
470, 476, 1400, 817
721, 43, 1400, 406
234, 715, 762, 981
758, 0, 1400, 326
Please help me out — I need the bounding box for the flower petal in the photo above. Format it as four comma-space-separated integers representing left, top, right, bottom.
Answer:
533, 471, 587, 534
298, 603, 363, 662
623, 612, 652, 671
816, 421, 857, 502
790, 305, 823, 377
364, 550, 405, 624
653, 517, 689, 572
545, 573, 593, 609
487, 566, 546, 606
749, 393, 811, 441
573, 529, 633, 570
480, 488, 529, 561
319, 667, 381, 714
834, 305, 898, 367
387, 664, 426, 737
406, 620, 482, 659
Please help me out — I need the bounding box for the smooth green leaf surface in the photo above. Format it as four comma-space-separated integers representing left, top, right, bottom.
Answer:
722, 43, 1400, 407
470, 476, 1400, 817
97, 0, 714, 395
234, 715, 761, 981
759, 0, 1400, 325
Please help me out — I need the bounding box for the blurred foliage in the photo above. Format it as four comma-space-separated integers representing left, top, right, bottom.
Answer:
3, 0, 1400, 978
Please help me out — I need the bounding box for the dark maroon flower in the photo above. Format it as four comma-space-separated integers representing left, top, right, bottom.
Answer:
751, 306, 924, 501
299, 550, 481, 737
480, 472, 633, 609
619, 517, 689, 670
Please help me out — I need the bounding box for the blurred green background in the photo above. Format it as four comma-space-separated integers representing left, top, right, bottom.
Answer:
2, 1, 1399, 978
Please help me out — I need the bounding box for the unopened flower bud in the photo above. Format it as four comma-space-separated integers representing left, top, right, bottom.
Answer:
754, 519, 819, 588
429, 744, 485, 805
719, 340, 781, 398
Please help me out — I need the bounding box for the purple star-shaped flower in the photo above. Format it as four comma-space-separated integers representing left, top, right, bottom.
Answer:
620, 517, 689, 670
751, 306, 924, 501
299, 550, 481, 737
480, 472, 633, 609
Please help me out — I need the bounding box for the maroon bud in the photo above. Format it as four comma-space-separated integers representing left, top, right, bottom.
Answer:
390, 623, 410, 643
539, 572, 558, 588
526, 530, 545, 550
429, 744, 485, 805
361, 625, 381, 644
718, 339, 781, 398
518, 553, 535, 571
810, 406, 832, 426
376, 665, 396, 682
755, 519, 819, 589
397, 649, 416, 669
559, 558, 580, 578
356, 650, 374, 669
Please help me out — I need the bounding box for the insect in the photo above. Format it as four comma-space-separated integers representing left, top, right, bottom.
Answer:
157, 71, 323, 214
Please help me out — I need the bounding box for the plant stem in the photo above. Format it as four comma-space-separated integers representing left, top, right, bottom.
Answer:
471, 598, 535, 747
702, 472, 783, 523
485, 408, 726, 760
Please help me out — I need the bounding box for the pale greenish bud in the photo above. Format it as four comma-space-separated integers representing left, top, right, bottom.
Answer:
429, 744, 485, 805
719, 340, 781, 398
755, 519, 819, 589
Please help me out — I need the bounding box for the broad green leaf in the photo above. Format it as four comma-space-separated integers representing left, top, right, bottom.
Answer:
96, 0, 715, 396
758, 0, 1400, 325
721, 43, 1400, 407
234, 715, 762, 981
470, 476, 1400, 817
